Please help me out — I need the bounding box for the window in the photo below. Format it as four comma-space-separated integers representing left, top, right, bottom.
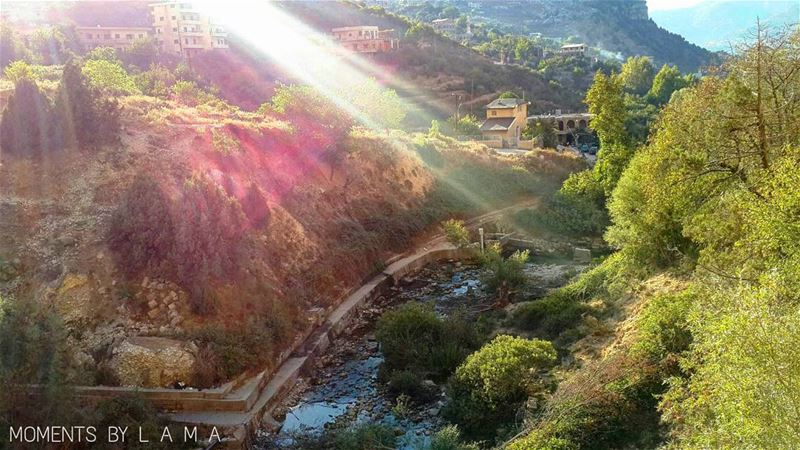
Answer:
174, 39, 179, 44
104, 33, 111, 38
115, 33, 120, 38
126, 34, 133, 39
185, 38, 189, 44
138, 33, 144, 38
173, 16, 177, 20
491, 111, 497, 116
173, 27, 178, 32
160, 16, 164, 21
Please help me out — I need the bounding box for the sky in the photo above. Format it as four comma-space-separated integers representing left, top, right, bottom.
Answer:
647, 0, 708, 11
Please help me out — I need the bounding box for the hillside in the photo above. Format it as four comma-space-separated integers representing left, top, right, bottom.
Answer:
651, 0, 800, 51
0, 89, 584, 389
378, 0, 718, 72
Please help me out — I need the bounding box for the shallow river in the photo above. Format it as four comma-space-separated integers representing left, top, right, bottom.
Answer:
258, 257, 582, 449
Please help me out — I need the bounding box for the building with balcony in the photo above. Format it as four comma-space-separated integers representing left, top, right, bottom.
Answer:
331, 26, 399, 53
149, 1, 228, 57
431, 18, 456, 34
528, 112, 593, 145
559, 43, 587, 57
77, 26, 152, 51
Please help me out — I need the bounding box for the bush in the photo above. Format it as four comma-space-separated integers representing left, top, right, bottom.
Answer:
82, 58, 139, 95
428, 425, 480, 450
512, 290, 592, 338
444, 335, 557, 439
333, 424, 396, 450
479, 243, 529, 303
442, 219, 470, 247
92, 395, 191, 449
632, 290, 693, 360
376, 302, 480, 382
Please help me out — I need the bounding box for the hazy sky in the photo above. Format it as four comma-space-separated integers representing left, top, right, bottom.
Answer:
647, 0, 707, 11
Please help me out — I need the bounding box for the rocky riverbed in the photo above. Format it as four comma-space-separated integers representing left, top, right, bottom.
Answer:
257, 257, 585, 449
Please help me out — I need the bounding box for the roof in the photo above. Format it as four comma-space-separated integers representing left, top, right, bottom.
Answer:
480, 117, 516, 131
485, 98, 527, 109
332, 26, 379, 32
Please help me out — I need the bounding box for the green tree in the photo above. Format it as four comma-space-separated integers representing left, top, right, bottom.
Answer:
585, 71, 631, 195
618, 56, 655, 96
499, 90, 519, 98
3, 60, 34, 83
0, 23, 32, 68
82, 59, 139, 95
0, 78, 58, 158
442, 219, 470, 247
648, 64, 689, 105
55, 60, 121, 149
479, 243, 529, 305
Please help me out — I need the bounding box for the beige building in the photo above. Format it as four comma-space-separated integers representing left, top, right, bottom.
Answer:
76, 26, 152, 51
560, 43, 587, 57
528, 112, 593, 145
431, 18, 456, 34
331, 26, 399, 53
150, 1, 228, 57
480, 97, 530, 147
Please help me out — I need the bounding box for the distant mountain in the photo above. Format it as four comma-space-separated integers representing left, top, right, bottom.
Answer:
650, 1, 799, 51
377, 0, 720, 72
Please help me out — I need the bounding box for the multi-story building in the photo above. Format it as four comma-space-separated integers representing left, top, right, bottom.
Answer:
479, 97, 530, 147
76, 26, 152, 51
331, 26, 399, 53
431, 18, 456, 34
559, 43, 587, 57
149, 1, 228, 57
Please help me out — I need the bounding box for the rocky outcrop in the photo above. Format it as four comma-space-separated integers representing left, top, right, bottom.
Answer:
109, 336, 196, 387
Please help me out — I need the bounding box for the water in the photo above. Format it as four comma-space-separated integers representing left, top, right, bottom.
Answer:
262, 259, 584, 448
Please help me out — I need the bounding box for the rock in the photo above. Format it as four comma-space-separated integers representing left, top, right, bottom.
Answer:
167, 302, 176, 310
573, 247, 592, 263
141, 277, 150, 288
146, 292, 157, 302
147, 299, 158, 309
147, 308, 159, 319
422, 379, 437, 389
56, 235, 77, 249
109, 337, 196, 388
427, 407, 440, 416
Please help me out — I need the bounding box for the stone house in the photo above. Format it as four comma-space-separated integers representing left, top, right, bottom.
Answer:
479, 97, 530, 147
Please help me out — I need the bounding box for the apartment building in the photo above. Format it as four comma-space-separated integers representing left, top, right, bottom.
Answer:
77, 26, 152, 51
559, 43, 587, 57
149, 1, 228, 57
331, 26, 399, 53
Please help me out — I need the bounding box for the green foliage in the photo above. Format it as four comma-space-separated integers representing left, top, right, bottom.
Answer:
376, 302, 481, 382
270, 83, 354, 145
211, 128, 240, 154
85, 46, 120, 63
499, 90, 520, 98
521, 170, 608, 236
442, 219, 469, 247
529, 119, 558, 148
512, 289, 593, 339
0, 296, 77, 434
479, 243, 529, 300
120, 37, 159, 70
171, 80, 215, 107
108, 174, 175, 276
134, 65, 176, 97
3, 60, 34, 82
91, 395, 189, 449
631, 290, 693, 360
446, 114, 481, 136
445, 335, 557, 438
427, 425, 480, 450
1, 23, 32, 68
55, 60, 121, 149
82, 58, 139, 95
617, 56, 655, 96
333, 424, 397, 450
648, 64, 689, 105
0, 77, 60, 158
428, 119, 442, 138
585, 71, 632, 195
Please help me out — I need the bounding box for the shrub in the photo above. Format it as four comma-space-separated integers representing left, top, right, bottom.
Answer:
387, 369, 428, 400
376, 302, 481, 382
333, 424, 396, 450
210, 128, 240, 154
442, 218, 470, 247
444, 335, 557, 439
428, 425, 480, 450
92, 395, 190, 449
479, 243, 529, 303
632, 290, 693, 360
512, 290, 592, 338
171, 80, 215, 106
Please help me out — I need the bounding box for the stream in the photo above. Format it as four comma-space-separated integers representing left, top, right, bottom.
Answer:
257, 256, 584, 449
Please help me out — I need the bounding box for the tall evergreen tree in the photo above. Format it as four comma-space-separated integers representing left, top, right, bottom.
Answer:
0, 78, 56, 158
